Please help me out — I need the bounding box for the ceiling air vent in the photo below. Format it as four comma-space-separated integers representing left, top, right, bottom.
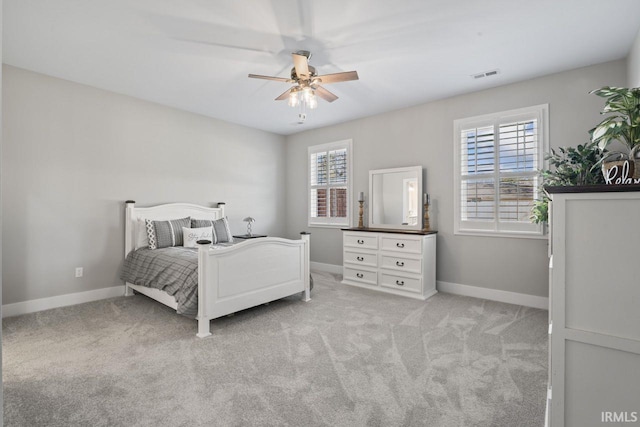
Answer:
472, 69, 500, 79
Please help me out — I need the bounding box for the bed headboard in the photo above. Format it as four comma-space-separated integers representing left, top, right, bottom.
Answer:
124, 200, 225, 257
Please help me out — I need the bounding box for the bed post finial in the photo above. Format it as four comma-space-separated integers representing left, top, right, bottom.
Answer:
217, 202, 226, 218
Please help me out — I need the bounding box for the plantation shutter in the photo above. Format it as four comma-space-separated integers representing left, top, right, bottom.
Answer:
497, 120, 538, 223
460, 126, 496, 222
309, 141, 352, 227
455, 105, 546, 237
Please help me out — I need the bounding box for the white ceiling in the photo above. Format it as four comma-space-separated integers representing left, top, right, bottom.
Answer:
4, 0, 640, 135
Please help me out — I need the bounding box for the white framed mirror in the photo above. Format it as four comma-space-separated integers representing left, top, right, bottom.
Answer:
369, 166, 423, 230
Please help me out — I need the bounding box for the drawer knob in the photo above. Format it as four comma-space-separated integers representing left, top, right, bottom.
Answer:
356, 273, 364, 278
396, 243, 405, 248
357, 239, 365, 244
396, 261, 404, 267
357, 256, 364, 261
396, 280, 405, 286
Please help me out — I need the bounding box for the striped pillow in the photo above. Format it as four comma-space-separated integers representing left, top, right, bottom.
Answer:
146, 217, 191, 250
191, 218, 234, 243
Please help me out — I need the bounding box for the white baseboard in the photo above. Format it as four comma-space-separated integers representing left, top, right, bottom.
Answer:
2, 285, 126, 318
1, 278, 546, 317
437, 281, 548, 310
309, 262, 548, 309
310, 262, 343, 275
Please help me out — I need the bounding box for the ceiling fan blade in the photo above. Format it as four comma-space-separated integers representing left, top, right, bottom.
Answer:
275, 87, 295, 101
149, 14, 284, 55
248, 74, 292, 83
314, 86, 338, 103
292, 53, 311, 79
316, 71, 359, 84
176, 38, 279, 55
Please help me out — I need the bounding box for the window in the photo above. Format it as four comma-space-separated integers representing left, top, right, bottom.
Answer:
308, 140, 352, 227
453, 105, 548, 238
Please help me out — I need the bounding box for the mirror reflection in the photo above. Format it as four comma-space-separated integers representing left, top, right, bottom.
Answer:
369, 166, 423, 230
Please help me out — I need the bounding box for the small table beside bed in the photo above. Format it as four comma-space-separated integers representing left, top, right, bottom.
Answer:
121, 201, 311, 338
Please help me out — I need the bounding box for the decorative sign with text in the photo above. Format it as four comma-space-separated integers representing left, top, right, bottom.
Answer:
603, 160, 640, 185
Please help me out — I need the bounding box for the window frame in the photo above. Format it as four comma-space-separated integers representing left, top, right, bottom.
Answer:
453, 104, 549, 239
307, 139, 353, 228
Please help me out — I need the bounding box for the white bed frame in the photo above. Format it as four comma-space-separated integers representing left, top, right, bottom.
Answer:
124, 201, 310, 338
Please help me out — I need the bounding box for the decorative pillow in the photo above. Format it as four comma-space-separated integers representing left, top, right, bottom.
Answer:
191, 217, 234, 243
191, 219, 217, 244
145, 219, 157, 249
213, 217, 234, 243
183, 226, 214, 248
136, 218, 149, 249
191, 219, 214, 228
145, 217, 191, 250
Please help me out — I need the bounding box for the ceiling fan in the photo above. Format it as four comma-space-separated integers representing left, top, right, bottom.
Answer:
249, 50, 359, 122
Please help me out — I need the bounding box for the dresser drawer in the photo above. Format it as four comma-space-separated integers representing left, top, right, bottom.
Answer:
381, 236, 422, 254
344, 267, 377, 286
344, 233, 378, 250
380, 272, 422, 293
344, 250, 378, 268
381, 255, 421, 274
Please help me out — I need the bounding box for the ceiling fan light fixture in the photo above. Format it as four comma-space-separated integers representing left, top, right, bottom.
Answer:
301, 87, 317, 109
249, 51, 359, 121
288, 90, 300, 107
308, 92, 318, 109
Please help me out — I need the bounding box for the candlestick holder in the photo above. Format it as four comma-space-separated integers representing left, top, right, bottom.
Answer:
423, 202, 430, 232
358, 200, 365, 228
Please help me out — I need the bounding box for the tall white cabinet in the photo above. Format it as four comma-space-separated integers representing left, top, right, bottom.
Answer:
547, 186, 640, 427
342, 229, 437, 300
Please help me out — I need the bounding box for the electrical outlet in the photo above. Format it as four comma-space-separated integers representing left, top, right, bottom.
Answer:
75, 267, 83, 278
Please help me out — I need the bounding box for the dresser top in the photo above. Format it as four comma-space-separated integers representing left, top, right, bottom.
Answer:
342, 227, 438, 235
545, 184, 640, 194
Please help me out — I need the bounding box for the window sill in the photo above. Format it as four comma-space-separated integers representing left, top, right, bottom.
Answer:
454, 229, 547, 240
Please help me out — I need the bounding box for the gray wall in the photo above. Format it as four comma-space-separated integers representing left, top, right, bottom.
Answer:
629, 28, 640, 87
1, 58, 631, 306
2, 65, 286, 305
1, 0, 4, 419
285, 60, 627, 298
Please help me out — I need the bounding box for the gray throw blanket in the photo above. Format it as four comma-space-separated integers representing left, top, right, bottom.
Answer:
121, 247, 199, 317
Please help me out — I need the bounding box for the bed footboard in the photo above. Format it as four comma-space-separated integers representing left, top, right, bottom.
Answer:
196, 233, 310, 338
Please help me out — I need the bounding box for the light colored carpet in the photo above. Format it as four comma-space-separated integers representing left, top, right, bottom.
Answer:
3, 271, 548, 426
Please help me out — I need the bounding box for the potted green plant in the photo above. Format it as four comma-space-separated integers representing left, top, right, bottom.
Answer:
531, 141, 605, 223
590, 86, 640, 180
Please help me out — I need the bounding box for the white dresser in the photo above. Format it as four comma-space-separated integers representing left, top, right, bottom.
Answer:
547, 186, 640, 427
341, 229, 437, 300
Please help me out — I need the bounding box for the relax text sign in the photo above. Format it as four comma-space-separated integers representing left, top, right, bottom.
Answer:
604, 160, 640, 185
